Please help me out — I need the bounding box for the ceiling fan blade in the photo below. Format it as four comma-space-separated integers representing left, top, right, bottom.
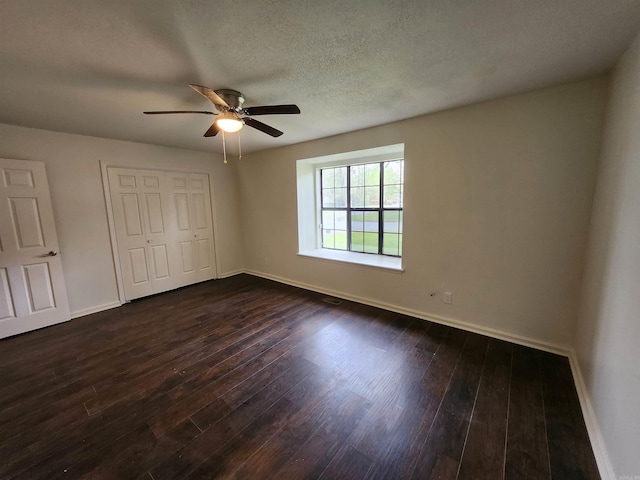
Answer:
189, 84, 229, 108
243, 104, 301, 116
143, 110, 215, 115
243, 117, 283, 137
203, 122, 220, 137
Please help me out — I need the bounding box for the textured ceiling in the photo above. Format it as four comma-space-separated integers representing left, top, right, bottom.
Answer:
1, 0, 639, 155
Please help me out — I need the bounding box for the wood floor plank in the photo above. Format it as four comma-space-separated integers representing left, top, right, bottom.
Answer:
356, 325, 450, 479
270, 434, 337, 479
190, 354, 316, 431
347, 322, 446, 462
229, 392, 341, 479
55, 419, 201, 480
236, 389, 371, 479
147, 307, 332, 436
269, 390, 371, 479
164, 301, 327, 402
409, 333, 489, 479
504, 345, 551, 480
0, 280, 268, 407
0, 382, 96, 430
365, 327, 467, 479
0, 274, 600, 480
179, 368, 342, 479
149, 359, 320, 480
85, 295, 320, 415
0, 393, 92, 446
2, 391, 175, 479
319, 444, 374, 480
0, 277, 253, 374
539, 353, 601, 480
457, 339, 513, 480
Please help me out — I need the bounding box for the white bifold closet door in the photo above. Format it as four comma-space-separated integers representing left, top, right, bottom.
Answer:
107, 168, 216, 301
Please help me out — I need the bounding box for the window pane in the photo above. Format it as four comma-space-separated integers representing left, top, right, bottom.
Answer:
323, 229, 334, 249
350, 186, 364, 208
351, 210, 364, 232
335, 210, 347, 230
383, 184, 402, 208
365, 186, 379, 208
322, 188, 334, 208
334, 167, 347, 187
383, 233, 400, 256
365, 163, 380, 186
322, 210, 334, 230
383, 210, 401, 233
364, 232, 378, 253
334, 188, 347, 208
351, 231, 364, 252
321, 198, 347, 250
363, 211, 379, 232
351, 164, 365, 186
322, 168, 335, 188
384, 160, 403, 185
331, 210, 347, 250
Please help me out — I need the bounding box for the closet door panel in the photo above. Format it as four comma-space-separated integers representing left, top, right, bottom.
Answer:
108, 169, 153, 300
167, 174, 198, 288
189, 174, 216, 282
179, 241, 195, 273
108, 168, 217, 301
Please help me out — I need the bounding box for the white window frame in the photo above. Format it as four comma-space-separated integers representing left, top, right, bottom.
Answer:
296, 144, 404, 271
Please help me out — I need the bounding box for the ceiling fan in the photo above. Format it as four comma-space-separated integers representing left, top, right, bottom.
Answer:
144, 84, 300, 138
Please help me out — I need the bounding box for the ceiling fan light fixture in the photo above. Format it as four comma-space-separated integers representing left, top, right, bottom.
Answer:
216, 113, 244, 133
145, 84, 299, 140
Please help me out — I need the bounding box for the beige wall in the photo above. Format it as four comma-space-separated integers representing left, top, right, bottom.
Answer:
238, 78, 608, 348
576, 32, 640, 477
0, 124, 244, 316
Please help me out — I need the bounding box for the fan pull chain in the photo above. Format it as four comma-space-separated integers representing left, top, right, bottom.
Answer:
238, 130, 242, 160
222, 131, 227, 164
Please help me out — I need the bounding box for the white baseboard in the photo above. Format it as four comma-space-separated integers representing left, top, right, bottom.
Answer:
217, 269, 245, 279
244, 269, 571, 356
567, 351, 616, 480
244, 269, 615, 480
67, 271, 246, 319
70, 301, 121, 319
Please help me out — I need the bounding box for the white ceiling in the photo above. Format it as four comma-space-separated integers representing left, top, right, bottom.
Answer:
1, 0, 639, 155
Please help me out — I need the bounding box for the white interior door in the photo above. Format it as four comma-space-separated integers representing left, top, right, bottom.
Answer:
0, 158, 70, 339
107, 168, 217, 301
168, 173, 216, 283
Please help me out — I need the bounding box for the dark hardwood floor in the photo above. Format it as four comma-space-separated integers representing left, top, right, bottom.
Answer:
0, 274, 600, 479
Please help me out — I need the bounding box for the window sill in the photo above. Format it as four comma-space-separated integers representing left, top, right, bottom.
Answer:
298, 249, 404, 272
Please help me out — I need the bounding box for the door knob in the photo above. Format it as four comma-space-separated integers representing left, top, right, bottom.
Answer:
48, 251, 58, 256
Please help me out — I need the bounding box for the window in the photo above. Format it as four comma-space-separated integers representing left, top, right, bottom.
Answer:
320, 160, 404, 256
296, 143, 405, 271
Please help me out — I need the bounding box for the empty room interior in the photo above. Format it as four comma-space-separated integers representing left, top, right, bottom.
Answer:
1, 1, 639, 479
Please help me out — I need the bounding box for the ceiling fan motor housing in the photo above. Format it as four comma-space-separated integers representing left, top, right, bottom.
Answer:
214, 89, 245, 110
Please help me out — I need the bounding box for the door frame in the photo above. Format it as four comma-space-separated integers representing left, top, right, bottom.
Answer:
100, 160, 221, 304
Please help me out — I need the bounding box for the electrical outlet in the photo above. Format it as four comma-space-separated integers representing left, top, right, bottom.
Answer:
264, 257, 270, 266
443, 292, 453, 304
